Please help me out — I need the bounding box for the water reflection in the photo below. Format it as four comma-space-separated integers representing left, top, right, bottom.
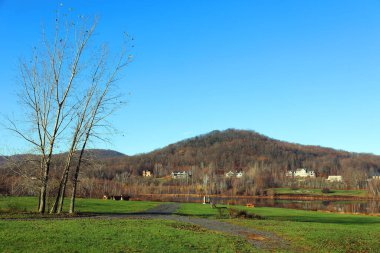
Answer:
134, 195, 380, 215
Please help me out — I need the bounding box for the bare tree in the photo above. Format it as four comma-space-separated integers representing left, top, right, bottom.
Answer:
8, 12, 130, 214
50, 84, 96, 214
69, 48, 129, 213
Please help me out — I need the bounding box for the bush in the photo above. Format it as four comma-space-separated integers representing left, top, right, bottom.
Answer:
228, 208, 263, 219
290, 185, 299, 190
321, 188, 332, 194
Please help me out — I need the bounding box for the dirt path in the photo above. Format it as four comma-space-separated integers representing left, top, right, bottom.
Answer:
102, 203, 289, 251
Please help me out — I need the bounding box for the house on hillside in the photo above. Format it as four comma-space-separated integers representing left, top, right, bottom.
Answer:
225, 171, 235, 178
365, 170, 380, 181
366, 175, 380, 183
142, 170, 152, 177
225, 171, 244, 178
171, 171, 191, 179
327, 175, 343, 182
287, 168, 315, 178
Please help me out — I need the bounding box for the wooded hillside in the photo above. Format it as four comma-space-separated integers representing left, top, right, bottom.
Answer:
2, 129, 380, 197
102, 129, 380, 178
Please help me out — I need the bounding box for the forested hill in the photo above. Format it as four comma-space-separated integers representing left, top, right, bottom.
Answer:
102, 129, 380, 177
0, 156, 5, 166
0, 149, 126, 167
84, 149, 127, 159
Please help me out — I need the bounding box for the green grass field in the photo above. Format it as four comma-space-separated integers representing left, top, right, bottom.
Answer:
0, 197, 255, 252
271, 187, 368, 197
0, 218, 255, 253
1, 197, 380, 252
0, 196, 160, 217
177, 203, 380, 253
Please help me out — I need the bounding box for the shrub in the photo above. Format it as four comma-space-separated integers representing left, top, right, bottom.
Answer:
290, 185, 299, 190
228, 208, 263, 219
321, 188, 332, 194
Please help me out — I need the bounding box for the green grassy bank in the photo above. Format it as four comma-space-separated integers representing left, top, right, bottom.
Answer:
177, 203, 380, 253
1, 197, 380, 252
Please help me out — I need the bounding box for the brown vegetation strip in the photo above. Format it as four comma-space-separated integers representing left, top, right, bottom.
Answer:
133, 193, 379, 201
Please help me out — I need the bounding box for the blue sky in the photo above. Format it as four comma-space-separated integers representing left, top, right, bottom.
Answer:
1, 0, 380, 155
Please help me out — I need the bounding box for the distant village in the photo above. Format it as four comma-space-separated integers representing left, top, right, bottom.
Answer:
141, 168, 380, 182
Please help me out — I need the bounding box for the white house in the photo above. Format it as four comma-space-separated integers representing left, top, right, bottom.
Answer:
171, 171, 191, 179
287, 168, 315, 178
225, 171, 235, 178
236, 171, 244, 178
225, 171, 244, 178
142, 170, 152, 177
327, 175, 343, 182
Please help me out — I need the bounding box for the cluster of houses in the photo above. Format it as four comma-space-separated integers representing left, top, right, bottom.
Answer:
286, 168, 343, 182
142, 170, 245, 179
140, 167, 379, 182
287, 168, 380, 182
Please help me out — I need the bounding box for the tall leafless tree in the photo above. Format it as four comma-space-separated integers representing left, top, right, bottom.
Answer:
8, 12, 130, 213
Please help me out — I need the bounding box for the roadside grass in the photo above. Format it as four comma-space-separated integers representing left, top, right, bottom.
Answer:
177, 203, 380, 253
0, 196, 160, 217
0, 218, 257, 253
271, 187, 368, 197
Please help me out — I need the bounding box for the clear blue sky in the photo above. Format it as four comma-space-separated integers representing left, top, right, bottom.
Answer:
1, 0, 380, 155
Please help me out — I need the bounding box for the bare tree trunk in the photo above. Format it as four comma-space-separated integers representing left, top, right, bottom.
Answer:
50, 151, 74, 213
69, 140, 87, 214
69, 47, 129, 213
38, 161, 52, 213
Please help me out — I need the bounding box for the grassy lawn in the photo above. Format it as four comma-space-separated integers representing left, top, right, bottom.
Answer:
178, 203, 380, 253
2, 197, 380, 252
271, 187, 368, 197
0, 218, 256, 253
0, 198, 256, 252
0, 196, 160, 217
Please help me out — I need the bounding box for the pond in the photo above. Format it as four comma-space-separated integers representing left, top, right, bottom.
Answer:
133, 194, 380, 215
